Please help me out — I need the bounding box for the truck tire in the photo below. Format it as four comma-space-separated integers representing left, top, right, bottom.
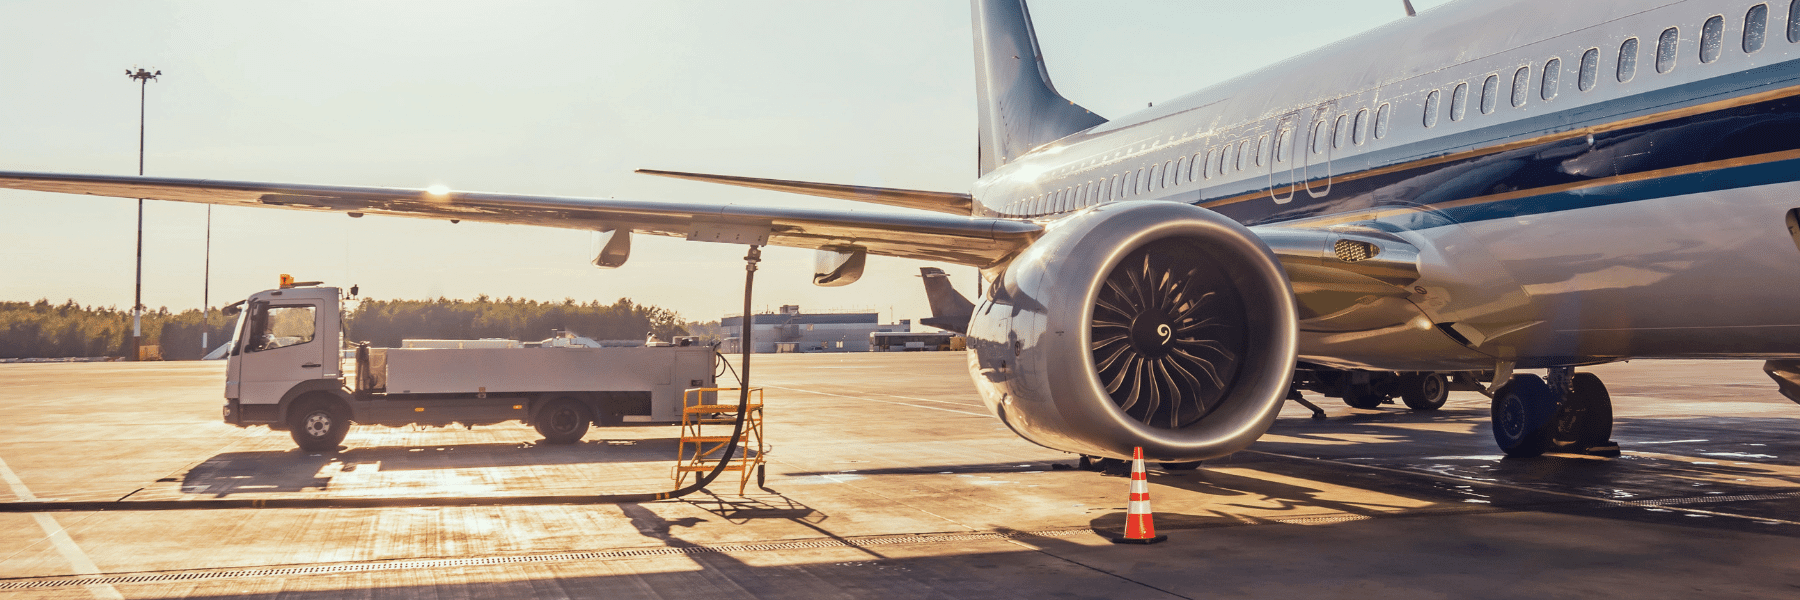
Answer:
289, 397, 350, 452
535, 397, 591, 445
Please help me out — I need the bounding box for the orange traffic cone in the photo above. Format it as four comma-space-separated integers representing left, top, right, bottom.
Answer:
1112, 447, 1167, 544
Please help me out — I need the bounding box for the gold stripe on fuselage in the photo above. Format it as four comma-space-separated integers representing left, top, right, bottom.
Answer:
1270, 146, 1800, 229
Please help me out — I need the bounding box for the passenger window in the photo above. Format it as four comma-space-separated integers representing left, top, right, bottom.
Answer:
1479, 75, 1499, 114
1333, 114, 1349, 147
1450, 83, 1469, 121
1200, 151, 1212, 179
1542, 58, 1561, 100
1218, 145, 1230, 175
1189, 152, 1203, 181
1510, 66, 1529, 107
1236, 140, 1249, 171
1273, 127, 1288, 163
1746, 4, 1768, 53
1701, 16, 1725, 63
1312, 119, 1329, 152
1373, 104, 1391, 139
245, 304, 317, 352
1133, 168, 1145, 193
1173, 157, 1187, 184
1162, 160, 1175, 187
1352, 109, 1369, 144
1423, 90, 1440, 127
1618, 37, 1640, 82
1109, 174, 1120, 200
1656, 27, 1680, 73
1790, 0, 1800, 43
1579, 48, 1599, 90
1255, 135, 1269, 167
1147, 164, 1161, 191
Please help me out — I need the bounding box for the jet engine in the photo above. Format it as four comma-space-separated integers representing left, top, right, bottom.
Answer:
966, 202, 1298, 461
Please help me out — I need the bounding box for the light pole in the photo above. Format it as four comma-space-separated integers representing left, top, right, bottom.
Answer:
126, 67, 159, 361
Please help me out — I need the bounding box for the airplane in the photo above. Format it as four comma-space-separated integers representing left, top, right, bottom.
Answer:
7, 0, 1800, 463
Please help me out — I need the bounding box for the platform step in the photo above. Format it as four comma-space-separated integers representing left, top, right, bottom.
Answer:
680, 435, 746, 443
684, 403, 762, 413
676, 463, 748, 472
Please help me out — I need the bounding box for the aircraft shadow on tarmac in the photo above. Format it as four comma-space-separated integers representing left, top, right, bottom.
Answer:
179, 438, 684, 496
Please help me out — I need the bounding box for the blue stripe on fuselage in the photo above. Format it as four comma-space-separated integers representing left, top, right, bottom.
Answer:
1195, 57, 1800, 229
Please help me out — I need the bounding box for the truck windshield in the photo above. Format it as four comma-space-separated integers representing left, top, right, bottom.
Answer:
245, 305, 316, 352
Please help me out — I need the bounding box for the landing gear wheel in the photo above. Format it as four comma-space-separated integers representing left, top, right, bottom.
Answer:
534, 397, 591, 445
289, 398, 349, 452
1550, 373, 1614, 453
1491, 375, 1556, 458
1342, 387, 1385, 409
1159, 461, 1203, 471
1401, 373, 1450, 411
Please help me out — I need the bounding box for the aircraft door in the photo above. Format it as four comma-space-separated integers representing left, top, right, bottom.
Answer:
237, 299, 330, 408
1267, 113, 1298, 205
1302, 103, 1334, 198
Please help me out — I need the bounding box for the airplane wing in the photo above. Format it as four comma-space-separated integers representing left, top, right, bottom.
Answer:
0, 171, 1039, 268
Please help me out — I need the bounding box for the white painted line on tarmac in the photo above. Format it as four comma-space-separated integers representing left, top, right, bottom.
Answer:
763, 386, 990, 417
0, 455, 123, 600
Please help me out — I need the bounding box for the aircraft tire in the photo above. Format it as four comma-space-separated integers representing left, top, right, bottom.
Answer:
289, 396, 350, 452
1550, 373, 1614, 451
1401, 373, 1450, 411
1159, 461, 1203, 471
534, 397, 591, 445
1491, 375, 1555, 458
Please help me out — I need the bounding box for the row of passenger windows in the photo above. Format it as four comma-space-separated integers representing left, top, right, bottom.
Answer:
1425, 1, 1787, 127
1002, 2, 1793, 218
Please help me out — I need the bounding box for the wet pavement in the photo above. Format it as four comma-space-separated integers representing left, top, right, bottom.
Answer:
1, 355, 1797, 598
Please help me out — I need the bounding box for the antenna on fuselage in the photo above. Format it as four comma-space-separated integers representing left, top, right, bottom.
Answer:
1402, 0, 1417, 17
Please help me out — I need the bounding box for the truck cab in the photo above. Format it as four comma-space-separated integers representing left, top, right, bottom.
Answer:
223, 285, 343, 434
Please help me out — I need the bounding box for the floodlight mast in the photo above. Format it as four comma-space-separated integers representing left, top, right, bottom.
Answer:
126, 67, 159, 361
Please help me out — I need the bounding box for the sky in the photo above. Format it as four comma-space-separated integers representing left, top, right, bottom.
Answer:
0, 0, 1455, 329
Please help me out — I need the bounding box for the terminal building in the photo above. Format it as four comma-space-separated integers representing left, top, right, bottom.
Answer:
720, 305, 910, 353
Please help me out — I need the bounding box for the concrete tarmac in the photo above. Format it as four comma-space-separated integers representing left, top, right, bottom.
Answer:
2, 355, 1798, 598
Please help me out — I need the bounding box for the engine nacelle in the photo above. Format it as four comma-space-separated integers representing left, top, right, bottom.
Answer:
967, 202, 1298, 461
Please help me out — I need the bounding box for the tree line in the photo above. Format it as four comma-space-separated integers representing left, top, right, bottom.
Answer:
0, 300, 231, 361
1, 296, 687, 360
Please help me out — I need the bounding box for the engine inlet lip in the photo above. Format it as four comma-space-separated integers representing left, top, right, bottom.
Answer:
1061, 202, 1300, 458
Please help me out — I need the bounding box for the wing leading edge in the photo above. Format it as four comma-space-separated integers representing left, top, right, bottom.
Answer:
0, 170, 1039, 268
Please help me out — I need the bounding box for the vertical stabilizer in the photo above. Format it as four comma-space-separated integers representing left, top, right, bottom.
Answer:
918, 267, 977, 334
972, 0, 1107, 176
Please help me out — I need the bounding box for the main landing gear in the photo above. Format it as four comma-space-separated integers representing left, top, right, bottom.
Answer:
1489, 367, 1619, 458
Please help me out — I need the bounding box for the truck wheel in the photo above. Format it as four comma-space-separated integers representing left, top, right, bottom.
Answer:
535, 397, 591, 445
289, 398, 349, 452
1401, 373, 1450, 411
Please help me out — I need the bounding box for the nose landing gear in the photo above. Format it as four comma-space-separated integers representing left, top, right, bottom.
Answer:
1490, 367, 1619, 458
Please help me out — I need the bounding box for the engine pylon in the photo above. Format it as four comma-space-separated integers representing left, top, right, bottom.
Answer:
1112, 447, 1167, 545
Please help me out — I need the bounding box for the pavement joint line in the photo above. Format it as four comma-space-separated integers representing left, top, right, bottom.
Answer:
1245, 450, 1800, 526
761, 385, 990, 417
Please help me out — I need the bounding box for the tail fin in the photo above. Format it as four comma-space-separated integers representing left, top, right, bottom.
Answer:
918, 267, 976, 334
972, 0, 1107, 176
